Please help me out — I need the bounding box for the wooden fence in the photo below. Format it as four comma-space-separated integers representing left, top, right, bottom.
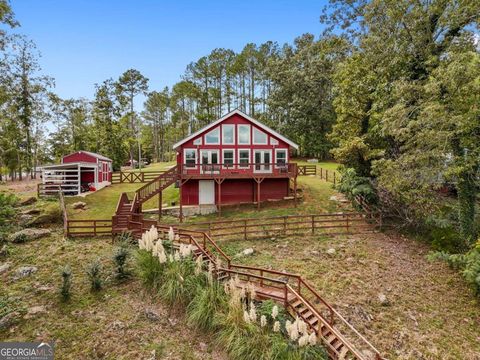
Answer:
297, 165, 317, 176
318, 167, 340, 185
66, 219, 113, 237
175, 212, 380, 241
111, 171, 165, 184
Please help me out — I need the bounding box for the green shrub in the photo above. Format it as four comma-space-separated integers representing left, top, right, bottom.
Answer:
60, 265, 72, 301
429, 244, 480, 295
187, 279, 228, 331
136, 249, 165, 290
257, 299, 287, 326
336, 167, 376, 203
86, 259, 103, 292
0, 193, 17, 229
117, 231, 134, 244
113, 241, 131, 281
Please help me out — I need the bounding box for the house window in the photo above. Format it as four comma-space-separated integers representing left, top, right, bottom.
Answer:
184, 149, 197, 168
193, 138, 202, 146
205, 127, 220, 144
222, 125, 235, 145
238, 124, 250, 144
253, 127, 268, 144
275, 149, 287, 167
223, 149, 234, 168
238, 149, 250, 168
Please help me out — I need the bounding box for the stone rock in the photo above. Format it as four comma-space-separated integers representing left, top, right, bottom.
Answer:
199, 342, 208, 352
326, 248, 336, 255
15, 266, 37, 278
26, 305, 46, 318
19, 197, 37, 206
241, 248, 254, 256
378, 293, 390, 306
72, 201, 87, 210
0, 262, 11, 274
0, 311, 20, 330
0, 244, 7, 257
10, 228, 51, 243
145, 309, 161, 322
21, 208, 41, 215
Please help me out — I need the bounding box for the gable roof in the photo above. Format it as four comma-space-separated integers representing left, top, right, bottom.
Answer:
172, 109, 299, 150
63, 151, 112, 162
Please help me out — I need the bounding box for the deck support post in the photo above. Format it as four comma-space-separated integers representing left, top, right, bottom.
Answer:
254, 177, 264, 210
214, 178, 225, 217
293, 175, 297, 207
179, 178, 183, 223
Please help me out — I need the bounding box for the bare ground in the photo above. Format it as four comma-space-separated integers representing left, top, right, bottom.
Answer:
219, 230, 480, 360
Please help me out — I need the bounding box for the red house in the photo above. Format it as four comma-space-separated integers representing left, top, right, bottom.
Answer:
173, 109, 299, 210
41, 151, 113, 195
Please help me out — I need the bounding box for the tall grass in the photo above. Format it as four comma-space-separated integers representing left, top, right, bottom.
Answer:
136, 249, 166, 290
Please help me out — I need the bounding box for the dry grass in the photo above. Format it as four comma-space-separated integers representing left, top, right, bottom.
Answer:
1, 231, 226, 360
217, 231, 480, 360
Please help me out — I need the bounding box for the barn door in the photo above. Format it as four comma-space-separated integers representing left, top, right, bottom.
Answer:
199, 180, 215, 205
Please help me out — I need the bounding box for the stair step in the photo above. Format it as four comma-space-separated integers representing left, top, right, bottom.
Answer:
326, 334, 337, 344
290, 299, 304, 308
338, 345, 349, 359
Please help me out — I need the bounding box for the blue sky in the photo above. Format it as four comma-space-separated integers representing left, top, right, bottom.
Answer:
11, 0, 328, 109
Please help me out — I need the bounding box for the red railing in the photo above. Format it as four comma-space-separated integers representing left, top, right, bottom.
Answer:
180, 162, 297, 178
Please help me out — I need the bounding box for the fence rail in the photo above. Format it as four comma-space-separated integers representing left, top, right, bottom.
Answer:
297, 165, 317, 176
318, 167, 341, 185
174, 212, 379, 241
111, 171, 166, 184
66, 219, 113, 237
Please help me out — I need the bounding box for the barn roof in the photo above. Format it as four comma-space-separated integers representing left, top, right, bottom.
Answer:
172, 109, 299, 150
64, 151, 112, 162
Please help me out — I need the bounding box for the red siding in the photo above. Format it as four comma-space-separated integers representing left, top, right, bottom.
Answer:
181, 178, 289, 206
63, 152, 97, 164
177, 113, 291, 168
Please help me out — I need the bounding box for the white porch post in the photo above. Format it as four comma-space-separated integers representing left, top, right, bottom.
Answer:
94, 165, 98, 188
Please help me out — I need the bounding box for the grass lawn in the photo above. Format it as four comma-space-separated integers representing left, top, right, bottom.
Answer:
1, 231, 225, 359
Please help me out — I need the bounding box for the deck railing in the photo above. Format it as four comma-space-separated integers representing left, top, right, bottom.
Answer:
180, 162, 297, 178
111, 170, 167, 184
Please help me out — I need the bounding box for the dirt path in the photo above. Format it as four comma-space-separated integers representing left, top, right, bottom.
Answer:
223, 230, 480, 359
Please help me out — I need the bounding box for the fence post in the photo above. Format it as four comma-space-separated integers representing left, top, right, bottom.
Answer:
346, 215, 349, 233
320, 167, 323, 179
283, 216, 287, 235
311, 215, 315, 234
326, 170, 328, 182
94, 220, 97, 236
244, 220, 247, 240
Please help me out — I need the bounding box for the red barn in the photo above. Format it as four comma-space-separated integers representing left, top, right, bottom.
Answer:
42, 151, 113, 195
173, 109, 299, 210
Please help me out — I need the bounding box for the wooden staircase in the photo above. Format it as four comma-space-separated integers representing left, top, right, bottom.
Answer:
112, 166, 179, 234
138, 225, 385, 360
111, 167, 384, 360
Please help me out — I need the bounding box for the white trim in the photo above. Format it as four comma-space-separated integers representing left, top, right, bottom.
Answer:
204, 127, 220, 145
253, 149, 273, 173
183, 148, 197, 169
237, 124, 251, 145
222, 124, 235, 145
253, 127, 268, 145
237, 149, 251, 169
172, 109, 299, 149
275, 148, 288, 168
222, 149, 235, 169
193, 138, 202, 146
200, 149, 220, 174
